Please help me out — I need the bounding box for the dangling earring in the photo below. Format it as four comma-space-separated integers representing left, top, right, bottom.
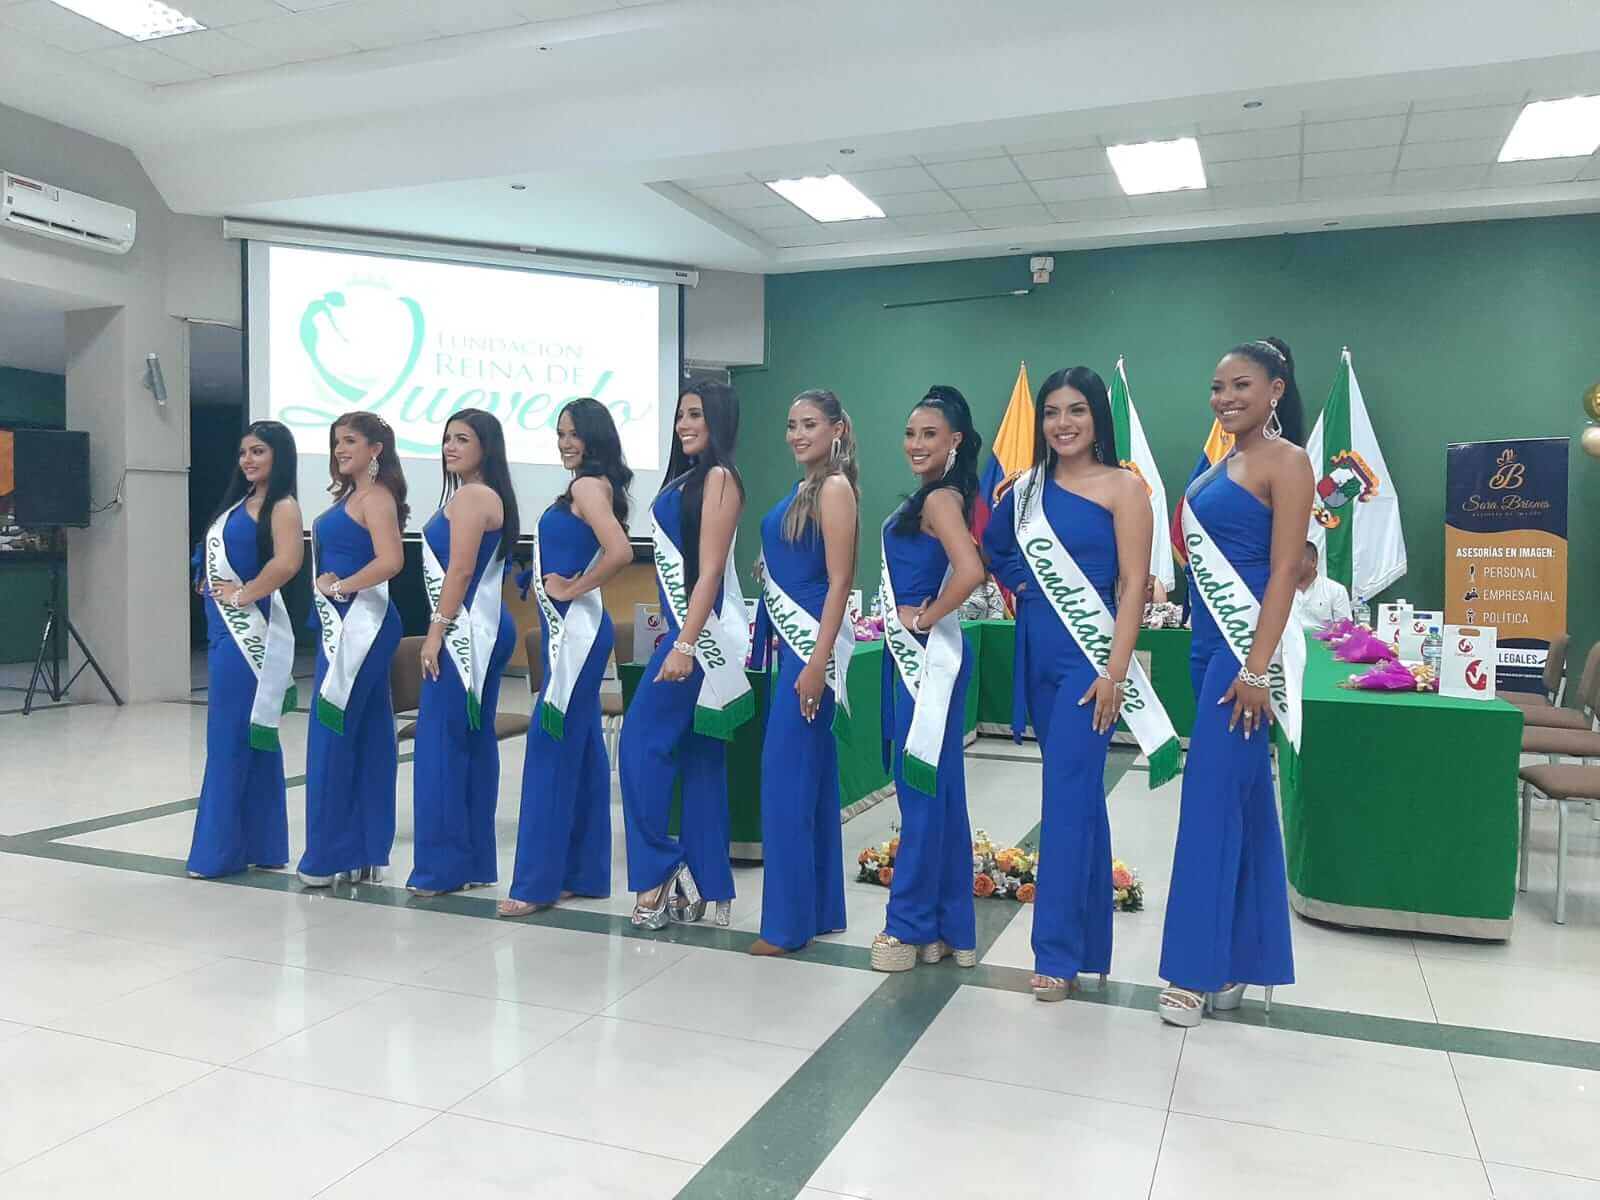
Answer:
1263, 400, 1283, 442
1092, 440, 1103, 463
830, 436, 844, 465
366, 456, 380, 481
944, 446, 957, 476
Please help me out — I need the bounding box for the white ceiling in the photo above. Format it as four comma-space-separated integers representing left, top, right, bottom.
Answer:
0, 0, 1598, 273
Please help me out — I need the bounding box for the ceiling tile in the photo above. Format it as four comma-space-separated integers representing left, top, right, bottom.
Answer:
837, 155, 920, 169
1196, 115, 1297, 135
1205, 156, 1300, 186
1003, 136, 1100, 155
916, 147, 1008, 165
511, 0, 616, 19
1299, 173, 1393, 201
969, 203, 1052, 229
1302, 147, 1398, 178
754, 166, 833, 183
408, 0, 528, 36
843, 165, 940, 196
273, 0, 350, 9
1392, 165, 1489, 193
1302, 115, 1407, 154
1199, 125, 1301, 161
827, 218, 896, 242
1404, 105, 1519, 143
1029, 174, 1122, 202
873, 190, 959, 217
733, 205, 807, 230
948, 181, 1038, 210
924, 158, 1023, 188
1211, 180, 1301, 208
180, 0, 284, 26
1302, 102, 1410, 123
307, 0, 443, 49
1013, 147, 1108, 180
1487, 159, 1585, 187
83, 44, 210, 83
766, 225, 843, 247
1411, 91, 1528, 113
1398, 138, 1498, 170
689, 182, 785, 210
223, 13, 360, 60
1128, 190, 1214, 216
153, 29, 286, 72
0, 1, 127, 52
674, 174, 753, 191
1047, 196, 1132, 222
891, 211, 979, 235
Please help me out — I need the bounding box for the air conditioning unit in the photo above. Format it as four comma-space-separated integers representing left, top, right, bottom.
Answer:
2, 171, 136, 255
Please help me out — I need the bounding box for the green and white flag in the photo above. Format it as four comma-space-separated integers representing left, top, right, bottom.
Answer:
1110, 357, 1174, 592
1306, 349, 1407, 602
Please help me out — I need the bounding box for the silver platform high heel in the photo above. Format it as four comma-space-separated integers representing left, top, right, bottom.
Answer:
714, 900, 732, 927
666, 864, 706, 924
1210, 983, 1275, 1013
632, 872, 678, 931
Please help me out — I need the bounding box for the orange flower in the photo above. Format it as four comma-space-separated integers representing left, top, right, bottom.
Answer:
878, 867, 894, 885
1017, 883, 1036, 903
888, 837, 900, 856
973, 874, 996, 898
858, 849, 873, 865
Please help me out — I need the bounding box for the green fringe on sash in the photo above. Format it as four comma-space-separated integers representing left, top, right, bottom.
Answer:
249, 724, 280, 752
1147, 737, 1182, 789
693, 689, 755, 741
539, 699, 566, 741
284, 685, 298, 714
315, 695, 345, 735
902, 752, 939, 797
830, 703, 850, 744
466, 691, 483, 733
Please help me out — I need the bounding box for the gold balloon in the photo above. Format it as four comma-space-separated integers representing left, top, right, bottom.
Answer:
1586, 382, 1600, 421
1583, 424, 1600, 459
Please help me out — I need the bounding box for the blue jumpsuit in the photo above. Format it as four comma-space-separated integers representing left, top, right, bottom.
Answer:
752, 484, 848, 950
407, 511, 516, 893
187, 505, 290, 878
1158, 470, 1295, 993
984, 480, 1118, 981
618, 483, 737, 902
881, 515, 975, 952
506, 504, 615, 905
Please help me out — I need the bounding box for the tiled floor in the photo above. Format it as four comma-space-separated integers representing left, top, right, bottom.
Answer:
2, 691, 1599, 1199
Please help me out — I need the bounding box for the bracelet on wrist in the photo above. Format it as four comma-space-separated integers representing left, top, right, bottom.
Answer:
1237, 665, 1271, 690
429, 608, 453, 627
672, 639, 695, 657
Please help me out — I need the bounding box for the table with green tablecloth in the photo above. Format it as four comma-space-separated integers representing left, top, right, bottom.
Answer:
617, 624, 981, 860
1279, 641, 1524, 939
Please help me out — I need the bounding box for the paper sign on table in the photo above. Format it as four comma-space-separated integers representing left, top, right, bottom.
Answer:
1377, 602, 1413, 646
1440, 625, 1497, 700
633, 603, 668, 663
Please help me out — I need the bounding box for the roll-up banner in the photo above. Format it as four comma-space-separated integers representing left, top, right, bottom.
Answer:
1444, 437, 1569, 695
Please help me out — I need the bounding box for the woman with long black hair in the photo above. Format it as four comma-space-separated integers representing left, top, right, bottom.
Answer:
619, 383, 752, 930
299, 412, 407, 887
1157, 337, 1313, 1026
499, 398, 634, 916
871, 387, 986, 972
409, 408, 520, 896
188, 420, 303, 879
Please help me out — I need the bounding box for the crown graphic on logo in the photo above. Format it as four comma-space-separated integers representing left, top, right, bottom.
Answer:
1488, 446, 1526, 491
1496, 448, 1516, 466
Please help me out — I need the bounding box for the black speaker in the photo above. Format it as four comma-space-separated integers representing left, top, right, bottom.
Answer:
14, 429, 90, 528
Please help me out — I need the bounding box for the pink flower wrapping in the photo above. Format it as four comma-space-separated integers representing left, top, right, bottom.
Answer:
1334, 628, 1395, 664
1348, 659, 1418, 690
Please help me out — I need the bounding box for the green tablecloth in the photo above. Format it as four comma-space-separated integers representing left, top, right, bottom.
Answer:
1279, 642, 1524, 939
617, 624, 982, 860
972, 621, 1197, 741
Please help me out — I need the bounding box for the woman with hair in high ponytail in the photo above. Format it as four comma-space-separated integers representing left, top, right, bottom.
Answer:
1157, 336, 1313, 1028
298, 412, 408, 887
870, 386, 986, 973
748, 390, 860, 956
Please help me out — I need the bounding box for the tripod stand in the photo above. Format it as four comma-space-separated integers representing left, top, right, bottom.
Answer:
24, 554, 122, 714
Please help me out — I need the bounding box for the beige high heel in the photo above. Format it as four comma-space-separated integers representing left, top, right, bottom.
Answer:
919, 941, 977, 968
871, 932, 917, 972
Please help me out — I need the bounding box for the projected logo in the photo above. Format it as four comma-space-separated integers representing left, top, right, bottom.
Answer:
269, 248, 659, 463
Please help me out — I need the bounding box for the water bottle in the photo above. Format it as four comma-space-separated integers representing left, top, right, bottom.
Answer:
1422, 626, 1442, 678
1353, 596, 1371, 628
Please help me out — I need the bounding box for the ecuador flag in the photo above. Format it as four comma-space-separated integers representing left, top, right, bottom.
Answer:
973, 362, 1034, 548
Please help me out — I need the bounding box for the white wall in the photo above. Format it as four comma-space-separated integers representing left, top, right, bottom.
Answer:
0, 102, 240, 702
684, 268, 764, 367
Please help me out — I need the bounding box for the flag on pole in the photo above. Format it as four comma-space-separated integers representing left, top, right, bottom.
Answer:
1109, 357, 1174, 591
1170, 419, 1234, 563
973, 362, 1034, 547
1305, 348, 1406, 601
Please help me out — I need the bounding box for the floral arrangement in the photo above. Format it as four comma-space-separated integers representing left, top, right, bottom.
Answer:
857, 827, 1143, 911
1341, 659, 1438, 693
852, 615, 884, 643
1142, 602, 1185, 630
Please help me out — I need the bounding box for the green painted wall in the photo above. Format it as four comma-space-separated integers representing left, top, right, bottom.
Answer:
0, 367, 67, 426
0, 368, 66, 666
732, 214, 1600, 667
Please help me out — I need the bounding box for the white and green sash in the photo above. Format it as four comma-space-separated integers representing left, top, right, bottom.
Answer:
421, 519, 505, 732
755, 550, 854, 728
532, 529, 603, 741
310, 534, 389, 736
878, 513, 963, 795
652, 514, 755, 740
205, 498, 297, 751
1014, 469, 1181, 785
1181, 484, 1305, 750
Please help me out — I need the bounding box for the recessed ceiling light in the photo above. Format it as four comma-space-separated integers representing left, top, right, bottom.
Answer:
1499, 95, 1600, 161
1104, 137, 1208, 195
1242, 100, 1263, 110
48, 0, 202, 40
765, 175, 884, 222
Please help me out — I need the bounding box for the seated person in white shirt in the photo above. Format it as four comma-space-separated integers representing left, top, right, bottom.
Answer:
1295, 541, 1353, 630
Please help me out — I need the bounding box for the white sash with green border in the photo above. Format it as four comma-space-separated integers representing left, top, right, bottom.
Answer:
532, 528, 603, 741
421, 518, 505, 732
205, 497, 296, 751
652, 515, 754, 740
878, 512, 962, 795
1014, 468, 1181, 786
1181, 481, 1305, 750
310, 527, 388, 736
755, 550, 854, 727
